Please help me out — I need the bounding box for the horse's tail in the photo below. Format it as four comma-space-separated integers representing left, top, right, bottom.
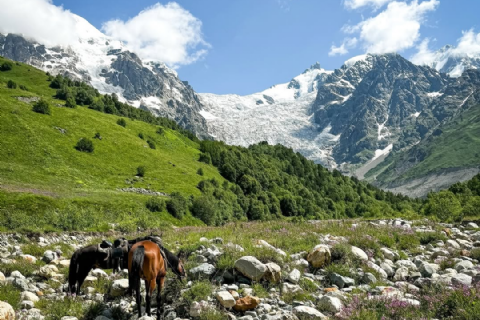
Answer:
68, 252, 79, 295
131, 245, 145, 293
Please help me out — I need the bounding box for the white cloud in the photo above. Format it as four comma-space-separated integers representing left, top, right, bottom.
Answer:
344, 0, 393, 10
411, 29, 480, 66
329, 38, 358, 56
102, 2, 210, 68
335, 0, 439, 56
0, 0, 78, 46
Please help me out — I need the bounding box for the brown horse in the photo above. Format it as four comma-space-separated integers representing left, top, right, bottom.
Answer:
128, 240, 185, 319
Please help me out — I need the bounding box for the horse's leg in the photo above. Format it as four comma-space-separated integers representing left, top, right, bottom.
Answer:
156, 276, 165, 320
145, 279, 152, 316
135, 277, 142, 318
76, 266, 90, 295
127, 268, 133, 296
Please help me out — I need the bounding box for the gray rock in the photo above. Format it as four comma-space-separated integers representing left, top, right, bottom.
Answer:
235, 256, 267, 281
287, 269, 301, 284
318, 296, 343, 313
329, 273, 354, 289
362, 272, 377, 284
293, 306, 327, 319
110, 279, 129, 297
451, 273, 472, 286
455, 260, 474, 272
189, 263, 216, 279
419, 263, 435, 278
42, 250, 57, 263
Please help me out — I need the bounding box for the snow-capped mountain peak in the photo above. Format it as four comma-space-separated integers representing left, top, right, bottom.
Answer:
419, 44, 480, 77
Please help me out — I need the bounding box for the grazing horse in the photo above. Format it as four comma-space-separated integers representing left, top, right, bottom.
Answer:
113, 235, 163, 272
67, 242, 114, 295
128, 240, 186, 319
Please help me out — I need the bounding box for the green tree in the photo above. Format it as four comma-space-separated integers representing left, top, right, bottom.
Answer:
0, 61, 13, 71
424, 190, 463, 222
166, 192, 187, 219
147, 139, 156, 149
32, 99, 51, 115
7, 80, 17, 89
136, 166, 146, 177
75, 138, 94, 153
117, 118, 127, 127
65, 96, 76, 108
191, 195, 217, 225
197, 168, 204, 176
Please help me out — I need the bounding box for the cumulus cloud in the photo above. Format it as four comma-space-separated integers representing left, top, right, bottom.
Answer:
411, 30, 480, 65
333, 0, 439, 56
102, 2, 210, 68
344, 0, 393, 10
0, 0, 78, 46
329, 38, 358, 56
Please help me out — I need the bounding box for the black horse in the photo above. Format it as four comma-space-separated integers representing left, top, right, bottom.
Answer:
67, 241, 116, 295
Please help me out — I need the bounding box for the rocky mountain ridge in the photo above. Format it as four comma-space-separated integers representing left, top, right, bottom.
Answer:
0, 15, 209, 138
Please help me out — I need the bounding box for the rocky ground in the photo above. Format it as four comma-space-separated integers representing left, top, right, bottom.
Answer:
0, 219, 480, 320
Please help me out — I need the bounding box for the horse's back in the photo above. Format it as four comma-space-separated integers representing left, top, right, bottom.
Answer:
129, 240, 165, 278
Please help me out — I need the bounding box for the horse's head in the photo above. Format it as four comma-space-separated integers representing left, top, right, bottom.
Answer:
175, 250, 187, 281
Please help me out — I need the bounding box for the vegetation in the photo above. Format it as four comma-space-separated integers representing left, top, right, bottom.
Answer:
117, 118, 127, 127
75, 138, 94, 153
145, 197, 166, 212
7, 79, 17, 89
32, 98, 51, 115
136, 165, 146, 177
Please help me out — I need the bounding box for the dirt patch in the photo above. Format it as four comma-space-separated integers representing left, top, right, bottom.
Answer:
0, 184, 59, 198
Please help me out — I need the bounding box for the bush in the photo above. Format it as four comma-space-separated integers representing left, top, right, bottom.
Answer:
65, 96, 76, 108
94, 132, 102, 140
32, 99, 51, 115
197, 168, 204, 176
199, 153, 212, 165
138, 132, 145, 140
146, 197, 166, 212
0, 61, 13, 71
166, 192, 187, 219
117, 118, 127, 127
147, 139, 156, 149
7, 80, 17, 89
19, 84, 28, 91
75, 138, 94, 153
136, 166, 146, 177
156, 127, 164, 135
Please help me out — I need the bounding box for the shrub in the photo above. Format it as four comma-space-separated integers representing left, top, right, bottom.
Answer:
182, 281, 212, 304
156, 127, 164, 135
147, 139, 156, 149
75, 138, 94, 153
136, 166, 146, 177
65, 96, 76, 108
166, 192, 187, 219
32, 99, 51, 115
197, 168, 204, 176
117, 118, 127, 127
199, 153, 212, 165
471, 248, 480, 261
0, 61, 13, 71
138, 132, 145, 140
19, 84, 28, 91
7, 80, 17, 89
94, 132, 102, 140
146, 197, 166, 212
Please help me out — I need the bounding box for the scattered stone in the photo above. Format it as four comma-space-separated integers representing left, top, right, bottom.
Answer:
264, 262, 282, 283
190, 263, 216, 279
233, 296, 260, 312
293, 306, 327, 319
42, 250, 58, 263
307, 245, 331, 268
216, 291, 236, 308
287, 269, 301, 284
452, 273, 472, 286
318, 296, 343, 313
234, 256, 267, 281
110, 279, 129, 297
0, 301, 15, 320
351, 246, 368, 261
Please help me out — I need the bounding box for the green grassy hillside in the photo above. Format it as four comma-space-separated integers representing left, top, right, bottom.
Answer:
366, 104, 480, 185
0, 57, 225, 231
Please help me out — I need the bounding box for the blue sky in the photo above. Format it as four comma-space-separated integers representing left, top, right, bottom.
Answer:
49, 0, 480, 95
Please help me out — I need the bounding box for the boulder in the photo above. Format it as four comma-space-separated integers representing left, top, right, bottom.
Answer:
455, 260, 474, 272
0, 301, 15, 320
0, 272, 5, 282
351, 246, 368, 261
281, 283, 303, 295
110, 279, 129, 297
419, 263, 434, 278
39, 265, 59, 278
293, 306, 327, 319
233, 296, 260, 312
257, 240, 287, 257
287, 269, 301, 284
380, 248, 398, 261
318, 295, 343, 313
446, 240, 461, 249
264, 262, 282, 283
452, 273, 472, 286
329, 273, 355, 289
20, 255, 37, 264
216, 291, 236, 308
42, 250, 58, 263
307, 245, 331, 268
21, 291, 39, 303
367, 261, 388, 280
234, 256, 267, 281
189, 263, 216, 279
189, 300, 210, 317
362, 272, 377, 284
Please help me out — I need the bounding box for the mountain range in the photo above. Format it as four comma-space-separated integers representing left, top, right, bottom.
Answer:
1, 15, 479, 197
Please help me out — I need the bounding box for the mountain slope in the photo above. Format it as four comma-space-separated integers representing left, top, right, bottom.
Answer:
364, 70, 480, 197
0, 57, 420, 231
0, 15, 209, 138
